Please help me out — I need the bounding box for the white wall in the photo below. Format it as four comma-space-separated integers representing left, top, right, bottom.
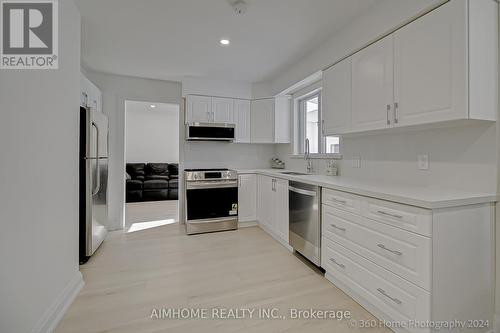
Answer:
125, 101, 179, 163
279, 123, 497, 193
182, 76, 252, 99
184, 142, 275, 170
84, 71, 182, 231
0, 1, 83, 332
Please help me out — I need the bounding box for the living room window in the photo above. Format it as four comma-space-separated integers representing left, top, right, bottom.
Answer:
295, 90, 340, 156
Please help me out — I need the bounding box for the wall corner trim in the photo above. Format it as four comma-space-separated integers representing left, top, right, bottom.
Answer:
31, 271, 84, 333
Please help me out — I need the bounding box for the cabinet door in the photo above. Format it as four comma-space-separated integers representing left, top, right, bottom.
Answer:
394, 0, 467, 126
212, 97, 234, 123
186, 95, 212, 123
273, 178, 289, 242
274, 96, 291, 143
251, 99, 275, 143
257, 175, 273, 229
238, 174, 257, 222
323, 57, 352, 135
351, 35, 394, 132
234, 99, 251, 143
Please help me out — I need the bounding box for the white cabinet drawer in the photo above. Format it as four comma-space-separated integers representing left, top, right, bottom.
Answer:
322, 205, 431, 290
322, 188, 361, 214
322, 237, 431, 329
362, 198, 432, 237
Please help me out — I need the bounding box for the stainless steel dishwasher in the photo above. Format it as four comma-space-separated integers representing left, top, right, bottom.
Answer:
289, 181, 321, 266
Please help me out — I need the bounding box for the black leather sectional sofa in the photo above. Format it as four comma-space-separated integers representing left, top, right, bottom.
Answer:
126, 163, 178, 202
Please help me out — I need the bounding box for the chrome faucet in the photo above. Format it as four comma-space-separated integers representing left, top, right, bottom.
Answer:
305, 138, 313, 173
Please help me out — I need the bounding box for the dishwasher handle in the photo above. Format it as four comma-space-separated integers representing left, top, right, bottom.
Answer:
289, 186, 317, 197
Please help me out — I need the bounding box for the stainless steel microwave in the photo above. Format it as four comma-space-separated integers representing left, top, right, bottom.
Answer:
185, 123, 235, 142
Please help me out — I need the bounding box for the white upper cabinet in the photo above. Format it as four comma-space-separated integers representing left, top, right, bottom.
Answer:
394, 0, 467, 126
212, 97, 234, 123
324, 0, 497, 135
186, 95, 212, 123
234, 99, 251, 143
251, 99, 275, 143
351, 35, 394, 132
250, 97, 291, 144
322, 57, 352, 135
274, 96, 291, 143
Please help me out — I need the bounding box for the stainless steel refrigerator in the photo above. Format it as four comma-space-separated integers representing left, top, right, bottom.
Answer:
80, 106, 109, 264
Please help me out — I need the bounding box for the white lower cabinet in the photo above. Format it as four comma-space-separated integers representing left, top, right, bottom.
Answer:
256, 175, 289, 245
322, 238, 431, 325
321, 188, 494, 333
238, 174, 257, 223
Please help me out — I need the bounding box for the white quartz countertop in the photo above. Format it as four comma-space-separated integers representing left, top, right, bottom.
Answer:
236, 169, 497, 209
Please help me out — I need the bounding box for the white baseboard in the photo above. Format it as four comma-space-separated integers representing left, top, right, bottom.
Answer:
31, 271, 84, 333
238, 220, 258, 228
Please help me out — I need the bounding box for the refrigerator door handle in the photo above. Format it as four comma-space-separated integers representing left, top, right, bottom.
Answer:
92, 122, 101, 196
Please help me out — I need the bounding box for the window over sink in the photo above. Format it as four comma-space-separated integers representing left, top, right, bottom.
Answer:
295, 90, 340, 156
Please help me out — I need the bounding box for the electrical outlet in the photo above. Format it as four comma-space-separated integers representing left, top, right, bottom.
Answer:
417, 154, 429, 170
352, 154, 361, 168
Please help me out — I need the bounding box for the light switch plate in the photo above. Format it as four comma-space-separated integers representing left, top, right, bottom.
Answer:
352, 154, 361, 168
417, 154, 429, 170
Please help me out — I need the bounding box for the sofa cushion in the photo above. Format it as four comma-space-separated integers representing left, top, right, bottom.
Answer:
143, 179, 169, 190
168, 178, 179, 189
126, 179, 143, 191
167, 163, 179, 177
146, 163, 169, 178
145, 175, 170, 181
126, 163, 146, 180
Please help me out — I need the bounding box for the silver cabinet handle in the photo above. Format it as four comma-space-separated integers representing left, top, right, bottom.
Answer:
330, 224, 346, 232
329, 258, 345, 269
386, 104, 391, 125
377, 210, 403, 219
377, 288, 402, 305
394, 102, 399, 124
331, 197, 347, 205
377, 244, 402, 256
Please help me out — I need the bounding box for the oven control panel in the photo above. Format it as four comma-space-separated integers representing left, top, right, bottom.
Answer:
185, 169, 237, 182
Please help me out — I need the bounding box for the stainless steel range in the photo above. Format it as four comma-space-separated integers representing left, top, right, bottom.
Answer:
184, 169, 238, 235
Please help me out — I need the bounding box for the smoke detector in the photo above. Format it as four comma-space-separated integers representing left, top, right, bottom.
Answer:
232, 0, 247, 15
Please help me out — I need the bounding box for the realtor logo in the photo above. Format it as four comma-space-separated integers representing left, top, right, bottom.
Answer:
1, 0, 58, 69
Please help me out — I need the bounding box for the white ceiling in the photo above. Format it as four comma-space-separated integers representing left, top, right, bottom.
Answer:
76, 0, 379, 83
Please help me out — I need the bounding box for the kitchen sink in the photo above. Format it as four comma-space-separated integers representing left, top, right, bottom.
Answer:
280, 171, 308, 176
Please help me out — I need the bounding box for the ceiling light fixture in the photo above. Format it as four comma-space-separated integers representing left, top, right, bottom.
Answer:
150, 104, 157, 108
220, 39, 230, 46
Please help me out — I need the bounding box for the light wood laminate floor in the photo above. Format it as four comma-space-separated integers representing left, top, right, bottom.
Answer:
56, 223, 389, 333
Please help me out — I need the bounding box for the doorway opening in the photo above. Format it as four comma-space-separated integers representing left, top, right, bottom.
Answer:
124, 100, 180, 232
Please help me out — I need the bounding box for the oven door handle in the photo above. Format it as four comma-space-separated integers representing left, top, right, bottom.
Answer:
186, 181, 238, 190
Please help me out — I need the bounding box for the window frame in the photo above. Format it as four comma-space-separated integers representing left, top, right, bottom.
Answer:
293, 88, 342, 159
